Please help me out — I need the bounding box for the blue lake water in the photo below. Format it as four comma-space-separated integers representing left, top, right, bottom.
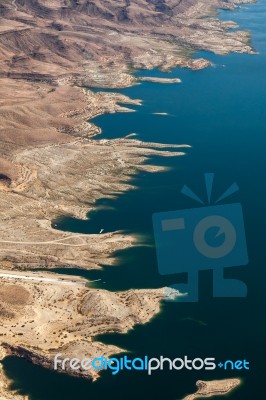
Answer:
2, 1, 266, 399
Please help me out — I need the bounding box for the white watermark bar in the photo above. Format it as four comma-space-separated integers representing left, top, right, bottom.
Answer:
54, 354, 249, 376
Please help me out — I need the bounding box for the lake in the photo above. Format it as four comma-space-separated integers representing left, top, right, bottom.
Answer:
3, 1, 266, 399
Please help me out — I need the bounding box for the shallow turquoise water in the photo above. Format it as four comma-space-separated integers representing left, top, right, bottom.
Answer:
3, 2, 266, 399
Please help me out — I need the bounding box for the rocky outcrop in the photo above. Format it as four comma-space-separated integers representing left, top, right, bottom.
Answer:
182, 379, 242, 400
0, 279, 181, 381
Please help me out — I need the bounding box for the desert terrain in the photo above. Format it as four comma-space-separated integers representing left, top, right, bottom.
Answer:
0, 0, 255, 272
0, 0, 255, 398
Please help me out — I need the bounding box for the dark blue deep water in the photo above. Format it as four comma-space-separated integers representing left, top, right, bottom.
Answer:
2, 2, 266, 399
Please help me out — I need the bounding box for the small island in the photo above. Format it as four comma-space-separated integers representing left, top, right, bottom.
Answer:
139, 77, 181, 84
181, 379, 241, 400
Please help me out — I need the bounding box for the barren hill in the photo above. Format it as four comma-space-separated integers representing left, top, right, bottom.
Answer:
0, 0, 255, 158
0, 0, 254, 84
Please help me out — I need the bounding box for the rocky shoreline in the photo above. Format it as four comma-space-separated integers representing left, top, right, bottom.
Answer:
0, 278, 181, 390
0, 0, 256, 272
0, 0, 256, 398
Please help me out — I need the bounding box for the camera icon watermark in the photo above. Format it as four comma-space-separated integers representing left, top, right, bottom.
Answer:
152, 173, 249, 302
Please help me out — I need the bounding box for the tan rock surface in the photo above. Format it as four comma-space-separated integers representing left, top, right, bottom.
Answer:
0, 278, 180, 380
181, 379, 242, 399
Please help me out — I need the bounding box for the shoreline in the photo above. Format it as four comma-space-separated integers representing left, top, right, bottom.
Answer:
0, 0, 257, 398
